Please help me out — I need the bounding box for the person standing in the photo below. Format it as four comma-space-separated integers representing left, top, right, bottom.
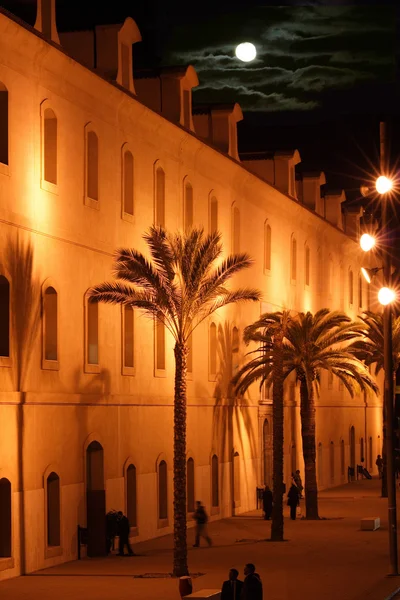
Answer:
221, 568, 243, 600
262, 485, 273, 520
376, 454, 383, 479
193, 501, 212, 547
287, 483, 300, 520
242, 563, 262, 600
293, 470, 303, 498
116, 511, 134, 556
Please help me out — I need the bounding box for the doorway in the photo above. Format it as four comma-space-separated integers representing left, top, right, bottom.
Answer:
86, 441, 106, 556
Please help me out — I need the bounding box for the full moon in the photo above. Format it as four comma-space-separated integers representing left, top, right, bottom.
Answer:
235, 42, 257, 62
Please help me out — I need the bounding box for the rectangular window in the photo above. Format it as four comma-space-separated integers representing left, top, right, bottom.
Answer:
86, 299, 99, 369
155, 168, 165, 227
155, 319, 166, 374
291, 238, 297, 281
123, 305, 134, 373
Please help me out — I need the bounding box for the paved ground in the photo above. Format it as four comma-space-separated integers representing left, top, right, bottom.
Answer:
3, 478, 400, 600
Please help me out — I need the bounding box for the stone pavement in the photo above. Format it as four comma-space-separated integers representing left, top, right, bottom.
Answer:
2, 477, 400, 600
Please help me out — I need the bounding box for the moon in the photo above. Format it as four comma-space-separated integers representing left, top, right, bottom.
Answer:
235, 42, 257, 62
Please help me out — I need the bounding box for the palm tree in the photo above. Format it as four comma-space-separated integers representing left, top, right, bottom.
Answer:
89, 226, 260, 576
234, 309, 378, 520
352, 310, 400, 497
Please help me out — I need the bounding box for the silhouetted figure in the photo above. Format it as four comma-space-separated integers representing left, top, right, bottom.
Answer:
242, 563, 262, 600
221, 568, 244, 600
106, 510, 118, 554
287, 484, 300, 520
193, 501, 212, 547
292, 470, 303, 498
262, 486, 273, 520
117, 511, 134, 556
376, 454, 383, 479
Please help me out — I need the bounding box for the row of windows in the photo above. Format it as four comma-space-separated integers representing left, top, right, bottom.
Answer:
0, 451, 222, 557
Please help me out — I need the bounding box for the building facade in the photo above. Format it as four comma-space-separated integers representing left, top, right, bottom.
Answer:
0, 1, 382, 580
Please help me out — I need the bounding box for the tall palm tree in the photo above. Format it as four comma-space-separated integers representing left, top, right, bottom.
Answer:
234, 309, 378, 520
352, 310, 400, 497
89, 226, 260, 576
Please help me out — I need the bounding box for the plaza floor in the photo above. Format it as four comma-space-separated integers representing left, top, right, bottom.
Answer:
2, 478, 400, 600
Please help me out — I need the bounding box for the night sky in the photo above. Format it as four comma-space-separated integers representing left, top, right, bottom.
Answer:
2, 0, 400, 203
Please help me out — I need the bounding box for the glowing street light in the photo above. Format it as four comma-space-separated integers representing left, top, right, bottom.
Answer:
376, 175, 393, 195
378, 287, 396, 306
360, 233, 376, 252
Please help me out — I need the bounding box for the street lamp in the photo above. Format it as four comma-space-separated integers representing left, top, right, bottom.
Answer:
360, 155, 398, 575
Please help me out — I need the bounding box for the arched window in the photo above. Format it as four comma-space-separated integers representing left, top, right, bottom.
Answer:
232, 326, 239, 375
86, 130, 99, 201
187, 457, 195, 513
348, 269, 354, 306
184, 181, 193, 232
0, 275, 10, 358
155, 319, 165, 372
47, 472, 60, 546
155, 167, 165, 227
305, 245, 310, 286
43, 286, 58, 362
211, 454, 219, 507
123, 305, 134, 371
340, 439, 345, 476
0, 82, 8, 165
210, 196, 218, 233
209, 322, 217, 379
43, 108, 57, 184
86, 297, 99, 367
264, 222, 271, 272
126, 464, 137, 528
317, 443, 323, 486
291, 235, 297, 281
0, 478, 11, 557
86, 441, 104, 491
232, 205, 240, 253
158, 460, 168, 520
123, 149, 134, 216
329, 442, 335, 483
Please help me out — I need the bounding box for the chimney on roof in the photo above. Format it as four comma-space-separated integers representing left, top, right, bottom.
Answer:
324, 189, 345, 229
134, 66, 199, 131
193, 103, 243, 160
344, 206, 363, 241
59, 19, 142, 94
301, 172, 326, 215
34, 0, 60, 44
241, 149, 301, 197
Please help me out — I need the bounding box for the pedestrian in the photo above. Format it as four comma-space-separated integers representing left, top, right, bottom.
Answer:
376, 454, 383, 479
293, 469, 303, 498
242, 563, 262, 600
287, 483, 300, 520
221, 568, 243, 600
193, 501, 212, 547
262, 485, 273, 520
105, 509, 118, 554
116, 511, 135, 556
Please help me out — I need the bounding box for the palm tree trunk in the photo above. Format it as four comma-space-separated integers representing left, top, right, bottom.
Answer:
382, 403, 388, 497
300, 376, 319, 519
271, 331, 285, 541
173, 342, 189, 577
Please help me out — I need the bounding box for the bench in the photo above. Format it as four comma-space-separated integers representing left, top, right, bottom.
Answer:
360, 517, 380, 531
183, 590, 221, 600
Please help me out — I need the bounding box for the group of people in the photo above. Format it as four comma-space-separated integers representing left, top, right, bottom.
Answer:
106, 510, 135, 556
262, 470, 304, 521
221, 564, 263, 600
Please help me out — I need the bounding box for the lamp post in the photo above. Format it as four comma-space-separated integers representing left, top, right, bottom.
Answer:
359, 122, 398, 575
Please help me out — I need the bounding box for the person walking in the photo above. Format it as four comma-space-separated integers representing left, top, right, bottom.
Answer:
262, 485, 273, 520
193, 501, 212, 547
221, 568, 243, 600
293, 469, 303, 498
116, 511, 134, 556
242, 563, 262, 600
287, 483, 300, 520
376, 454, 383, 479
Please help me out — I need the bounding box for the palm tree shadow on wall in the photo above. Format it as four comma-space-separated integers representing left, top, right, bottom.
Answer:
212, 322, 258, 514
1, 235, 41, 574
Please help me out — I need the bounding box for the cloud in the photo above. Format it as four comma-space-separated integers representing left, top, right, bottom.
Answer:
288, 65, 373, 91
